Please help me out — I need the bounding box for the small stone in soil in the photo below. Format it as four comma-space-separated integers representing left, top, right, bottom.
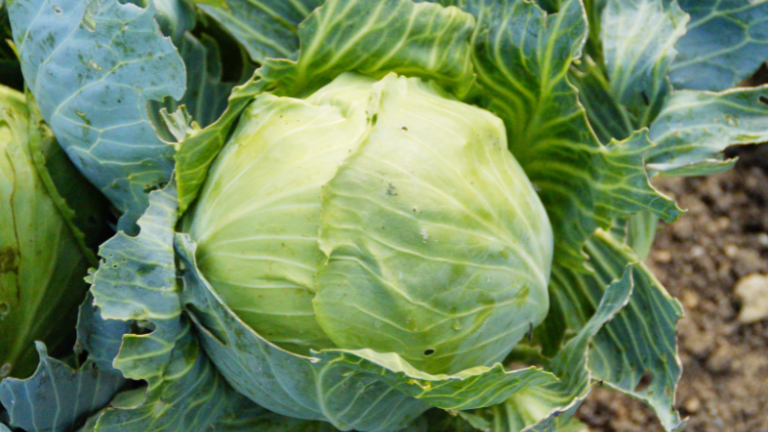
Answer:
682, 290, 699, 310
734, 274, 768, 323
684, 397, 701, 413
655, 250, 672, 263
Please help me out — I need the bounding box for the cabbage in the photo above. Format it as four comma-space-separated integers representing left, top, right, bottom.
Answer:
183, 73, 553, 374
4, 0, 768, 430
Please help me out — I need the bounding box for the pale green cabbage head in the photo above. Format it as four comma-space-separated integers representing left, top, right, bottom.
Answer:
183, 72, 553, 374
0, 86, 109, 379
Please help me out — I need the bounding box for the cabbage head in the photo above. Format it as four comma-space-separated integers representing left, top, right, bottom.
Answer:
183, 72, 553, 375
0, 85, 109, 379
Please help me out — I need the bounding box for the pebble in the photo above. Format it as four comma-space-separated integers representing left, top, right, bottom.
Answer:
655, 250, 672, 263
681, 289, 699, 310
684, 397, 701, 413
759, 232, 768, 247
734, 273, 768, 324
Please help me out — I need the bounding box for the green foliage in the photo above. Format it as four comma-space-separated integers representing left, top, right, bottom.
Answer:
3, 0, 767, 430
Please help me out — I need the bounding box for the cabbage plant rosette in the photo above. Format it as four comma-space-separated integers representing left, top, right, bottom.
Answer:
178, 71, 556, 429
8, 0, 768, 429
170, 0, 687, 430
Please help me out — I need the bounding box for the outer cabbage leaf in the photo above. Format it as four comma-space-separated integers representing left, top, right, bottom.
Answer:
540, 230, 685, 431
456, 264, 635, 431
175, 34, 239, 129
83, 399, 355, 432
572, 0, 767, 172
75, 293, 132, 375
601, 0, 689, 128
465, 231, 685, 432
178, 233, 560, 431
648, 86, 768, 176
174, 0, 477, 212
670, 0, 768, 91
570, 56, 634, 144
195, 0, 324, 63
0, 343, 124, 432
464, 0, 680, 268
152, 0, 196, 43
570, 0, 689, 143
580, 230, 685, 431
608, 210, 659, 261
87, 182, 266, 430
8, 0, 186, 232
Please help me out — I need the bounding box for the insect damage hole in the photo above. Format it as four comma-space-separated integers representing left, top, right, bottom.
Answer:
634, 370, 654, 393
423, 348, 435, 356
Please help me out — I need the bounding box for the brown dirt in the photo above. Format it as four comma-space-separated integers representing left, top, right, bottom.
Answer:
577, 143, 768, 432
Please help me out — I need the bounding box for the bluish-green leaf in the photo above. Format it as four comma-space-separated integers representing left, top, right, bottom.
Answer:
76, 293, 131, 375
573, 0, 691, 144
152, 0, 196, 43
547, 229, 686, 431
91, 334, 256, 432
175, 34, 239, 129
625, 210, 659, 261
570, 56, 635, 144
582, 231, 685, 431
90, 182, 180, 329
648, 85, 768, 176
0, 342, 124, 432
87, 181, 265, 431
670, 0, 768, 91
8, 0, 186, 232
601, 0, 689, 127
196, 0, 324, 63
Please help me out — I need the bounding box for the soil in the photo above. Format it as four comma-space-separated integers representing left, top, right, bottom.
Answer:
577, 143, 768, 432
